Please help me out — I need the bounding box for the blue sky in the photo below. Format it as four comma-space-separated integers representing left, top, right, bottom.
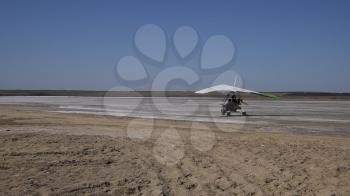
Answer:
0, 0, 349, 92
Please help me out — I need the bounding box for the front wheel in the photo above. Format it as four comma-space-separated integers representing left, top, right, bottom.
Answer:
221, 108, 226, 115
226, 112, 231, 116
242, 112, 247, 116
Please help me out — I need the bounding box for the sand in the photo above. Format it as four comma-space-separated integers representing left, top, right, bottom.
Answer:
0, 104, 349, 195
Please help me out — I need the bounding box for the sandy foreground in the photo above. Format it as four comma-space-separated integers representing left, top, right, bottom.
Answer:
0, 105, 349, 196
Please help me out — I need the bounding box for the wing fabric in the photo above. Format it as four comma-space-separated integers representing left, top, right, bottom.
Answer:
195, 84, 257, 94
195, 84, 279, 100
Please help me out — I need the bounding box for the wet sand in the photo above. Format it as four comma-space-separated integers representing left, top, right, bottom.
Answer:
0, 104, 349, 195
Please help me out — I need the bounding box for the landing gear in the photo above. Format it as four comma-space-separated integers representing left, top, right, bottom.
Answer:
221, 108, 225, 115
222, 108, 231, 116
222, 107, 247, 116
221, 93, 247, 116
222, 109, 246, 116
240, 109, 247, 116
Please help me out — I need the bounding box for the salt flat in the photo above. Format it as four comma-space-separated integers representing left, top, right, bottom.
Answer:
0, 96, 349, 135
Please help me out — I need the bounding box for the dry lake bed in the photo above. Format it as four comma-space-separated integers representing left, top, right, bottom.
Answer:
0, 96, 349, 195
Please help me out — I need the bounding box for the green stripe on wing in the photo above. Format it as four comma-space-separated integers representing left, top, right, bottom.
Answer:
258, 93, 280, 100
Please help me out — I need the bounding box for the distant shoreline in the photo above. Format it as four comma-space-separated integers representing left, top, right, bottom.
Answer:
1, 90, 350, 100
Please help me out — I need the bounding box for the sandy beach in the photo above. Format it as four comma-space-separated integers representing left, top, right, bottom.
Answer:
0, 104, 349, 195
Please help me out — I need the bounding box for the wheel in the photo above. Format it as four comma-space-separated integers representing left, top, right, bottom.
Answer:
242, 112, 247, 116
221, 108, 226, 115
226, 112, 231, 116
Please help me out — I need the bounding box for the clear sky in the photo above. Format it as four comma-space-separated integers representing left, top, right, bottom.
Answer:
0, 0, 349, 92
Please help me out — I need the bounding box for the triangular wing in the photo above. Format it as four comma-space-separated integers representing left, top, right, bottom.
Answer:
195, 84, 256, 94
195, 84, 279, 99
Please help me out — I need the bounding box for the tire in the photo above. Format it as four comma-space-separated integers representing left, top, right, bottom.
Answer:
221, 108, 225, 115
227, 112, 231, 116
242, 112, 247, 116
